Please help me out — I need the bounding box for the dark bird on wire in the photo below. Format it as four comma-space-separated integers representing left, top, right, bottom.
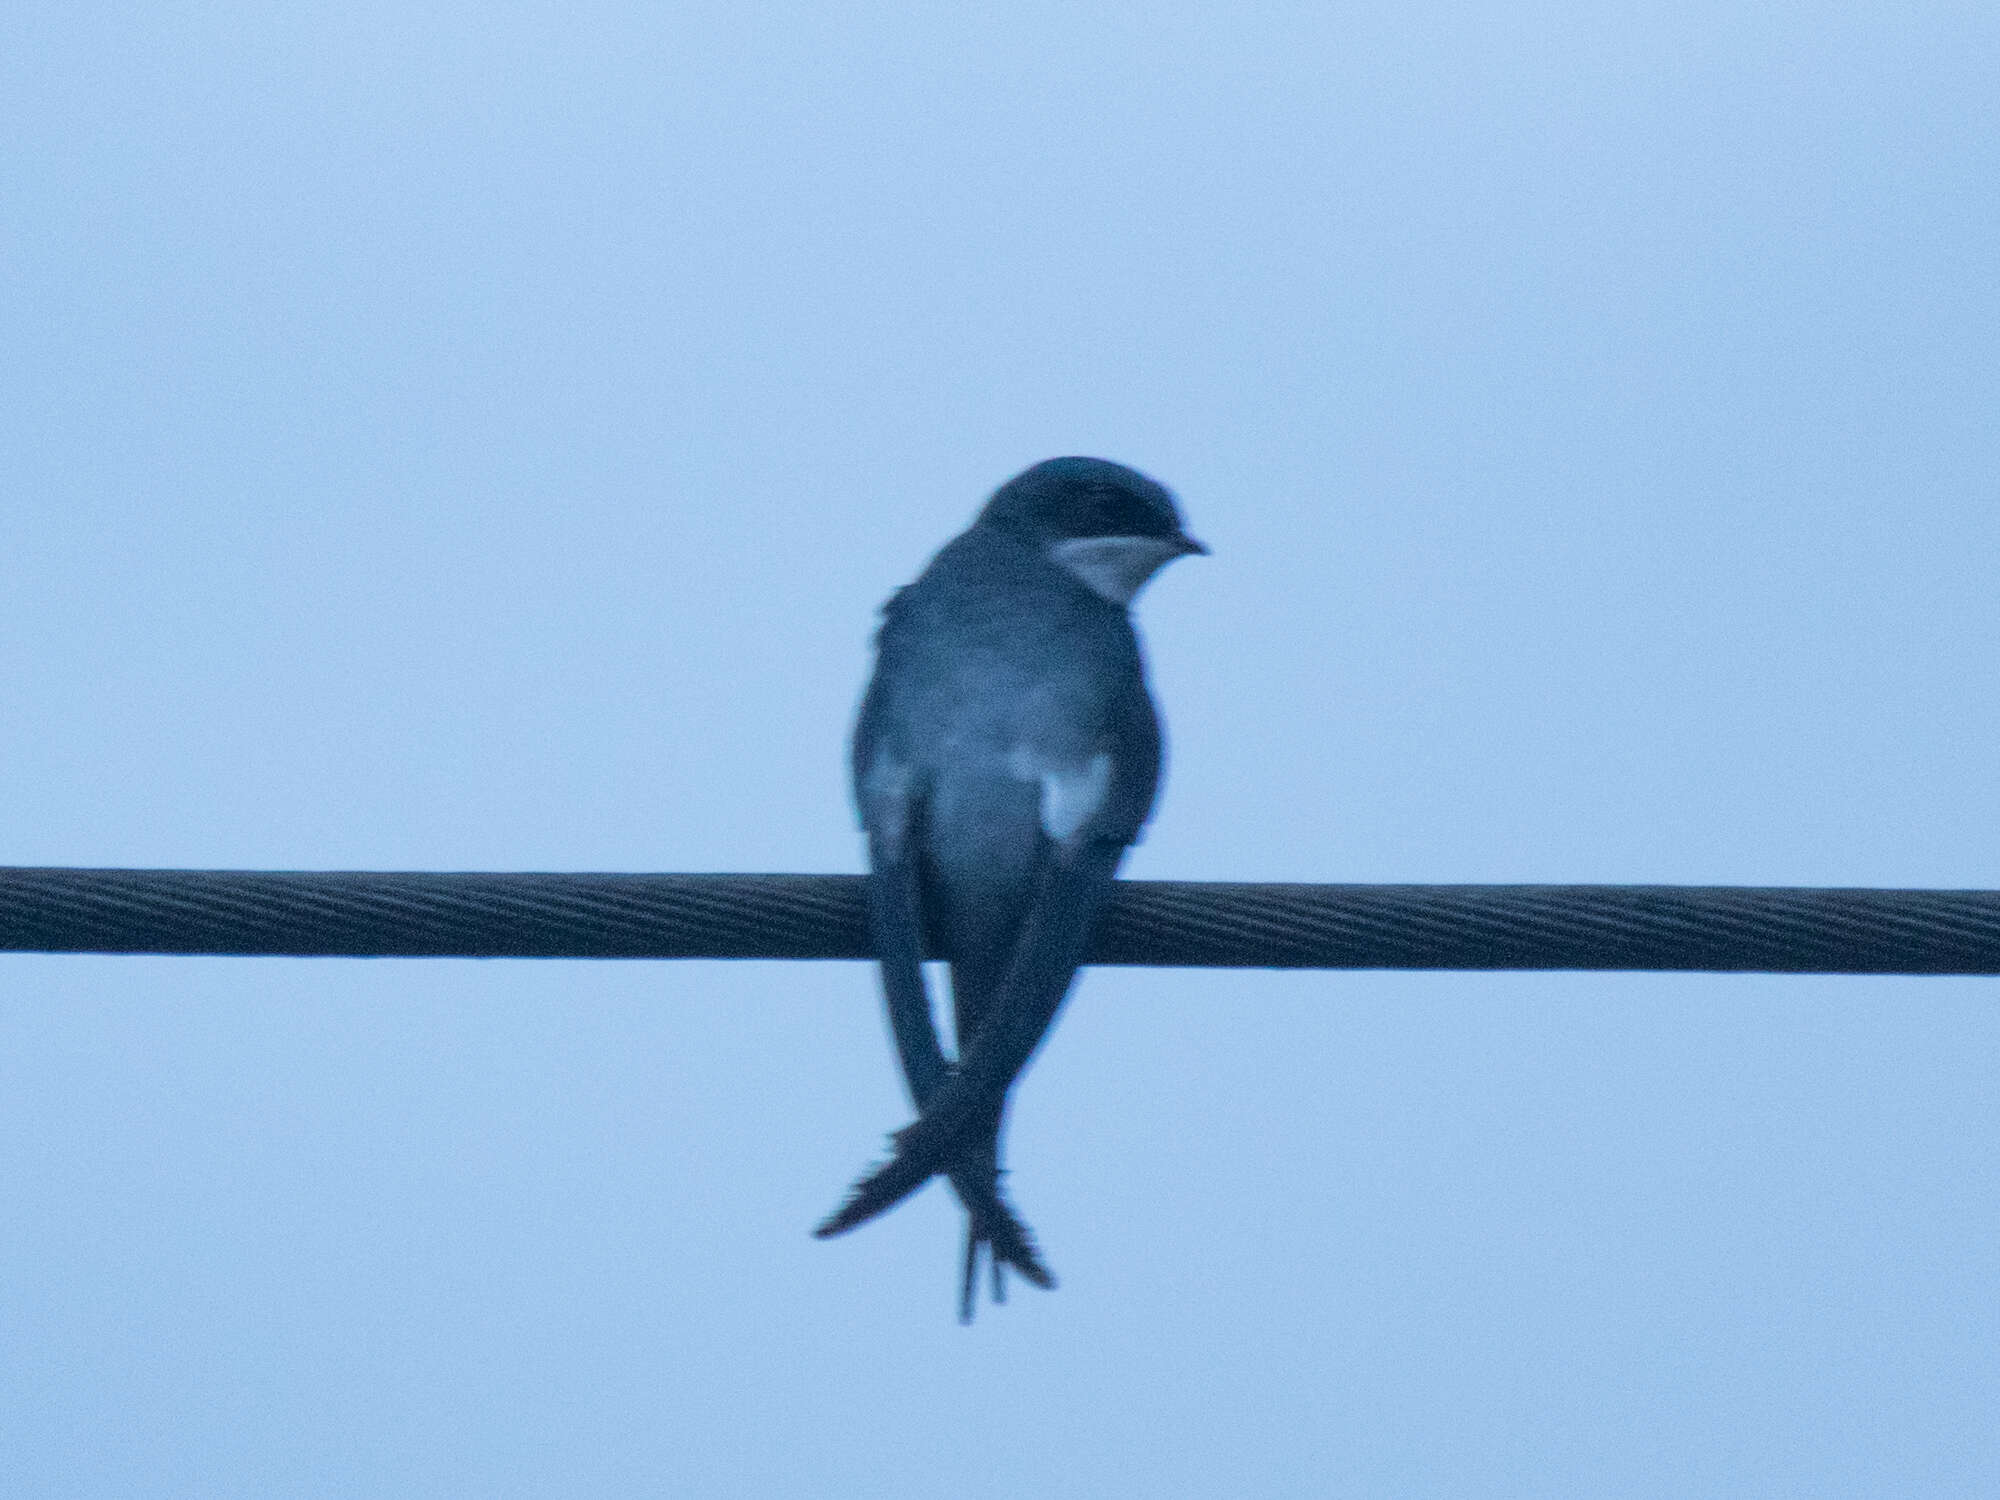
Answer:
815, 456, 1204, 1320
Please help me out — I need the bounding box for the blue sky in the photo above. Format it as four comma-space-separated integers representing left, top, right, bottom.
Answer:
4, 4, 1997, 1494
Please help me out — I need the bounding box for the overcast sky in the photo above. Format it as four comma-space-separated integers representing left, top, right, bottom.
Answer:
5, 3, 1997, 1494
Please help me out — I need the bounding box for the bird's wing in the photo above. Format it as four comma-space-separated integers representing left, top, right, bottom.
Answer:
854, 745, 950, 1108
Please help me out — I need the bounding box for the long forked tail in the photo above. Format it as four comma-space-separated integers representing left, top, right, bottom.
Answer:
815, 1122, 1057, 1320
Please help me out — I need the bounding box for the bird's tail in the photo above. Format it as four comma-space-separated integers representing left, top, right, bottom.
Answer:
949, 1143, 1055, 1323
816, 1105, 1056, 1320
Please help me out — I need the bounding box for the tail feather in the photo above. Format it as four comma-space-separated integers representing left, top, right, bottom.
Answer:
950, 1144, 1054, 1322
954, 1190, 1055, 1323
956, 1213, 1026, 1324
959, 1222, 981, 1324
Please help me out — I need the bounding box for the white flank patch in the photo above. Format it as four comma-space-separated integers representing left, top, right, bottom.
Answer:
1009, 750, 1113, 844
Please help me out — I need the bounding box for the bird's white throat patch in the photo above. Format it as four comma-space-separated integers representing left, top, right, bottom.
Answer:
1050, 535, 1185, 605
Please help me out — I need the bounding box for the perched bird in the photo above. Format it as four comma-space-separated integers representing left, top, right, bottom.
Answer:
816, 456, 1204, 1319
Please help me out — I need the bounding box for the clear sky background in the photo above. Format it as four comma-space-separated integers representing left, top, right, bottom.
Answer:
4, 3, 1997, 1494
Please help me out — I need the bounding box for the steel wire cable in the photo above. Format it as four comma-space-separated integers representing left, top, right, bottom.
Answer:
3, 867, 1998, 973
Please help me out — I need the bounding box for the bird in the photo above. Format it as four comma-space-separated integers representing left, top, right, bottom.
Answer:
816, 456, 1204, 1320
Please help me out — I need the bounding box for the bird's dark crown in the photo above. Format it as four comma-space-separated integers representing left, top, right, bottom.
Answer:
976, 456, 1190, 545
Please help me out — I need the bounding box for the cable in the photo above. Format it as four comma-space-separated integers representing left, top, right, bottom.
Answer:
3, 867, 1997, 973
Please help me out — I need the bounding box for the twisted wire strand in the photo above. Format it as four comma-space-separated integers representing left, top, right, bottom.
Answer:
3, 868, 1998, 973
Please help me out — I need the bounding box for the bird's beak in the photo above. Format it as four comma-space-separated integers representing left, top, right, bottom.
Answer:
1173, 531, 1210, 557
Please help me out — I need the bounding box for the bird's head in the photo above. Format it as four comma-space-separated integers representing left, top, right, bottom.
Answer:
977, 456, 1207, 605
